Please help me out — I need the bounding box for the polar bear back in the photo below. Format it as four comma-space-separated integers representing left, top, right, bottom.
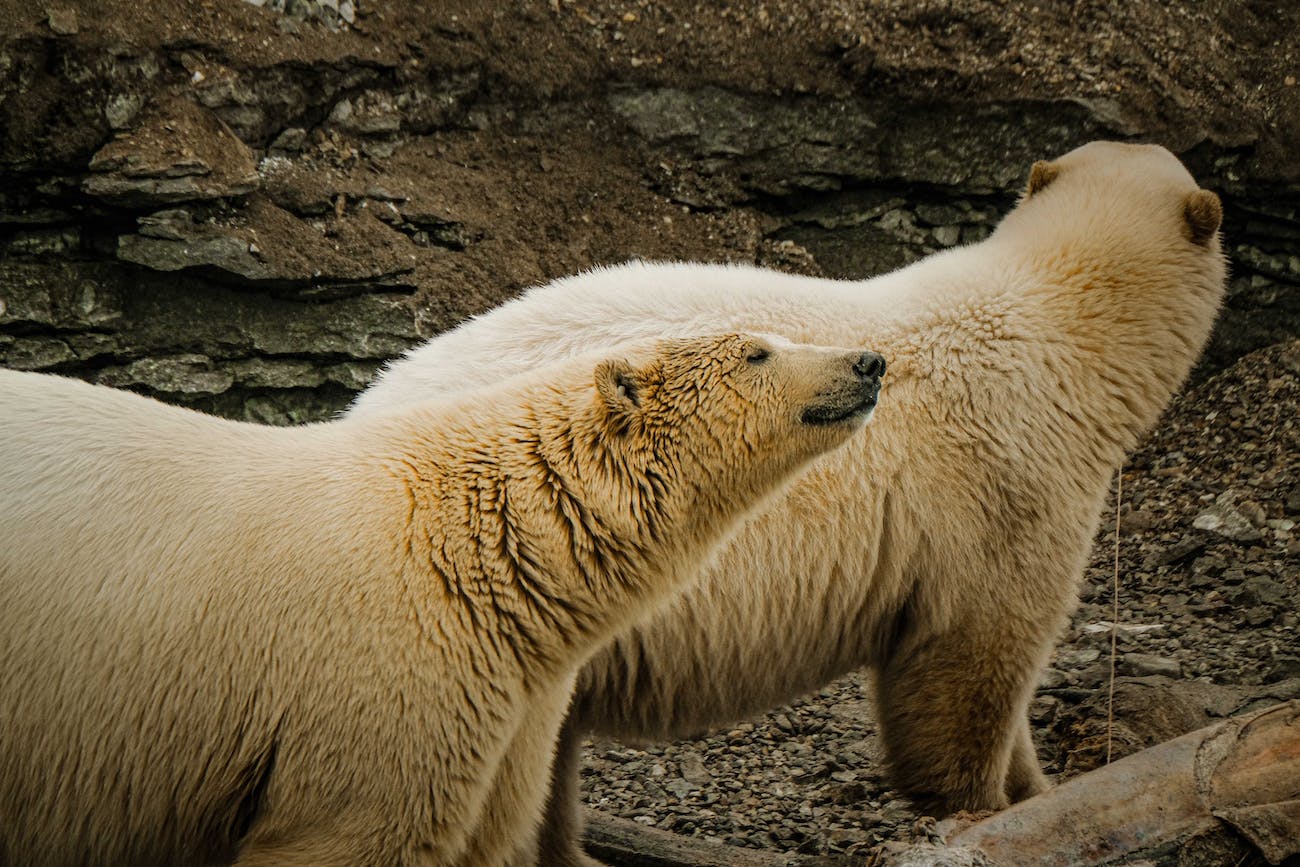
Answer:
349, 256, 978, 417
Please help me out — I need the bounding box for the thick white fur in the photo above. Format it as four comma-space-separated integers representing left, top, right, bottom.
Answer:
0, 334, 873, 867
352, 142, 1227, 865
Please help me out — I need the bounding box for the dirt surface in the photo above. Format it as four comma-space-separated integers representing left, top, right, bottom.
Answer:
6, 1, 1297, 162
1, 2, 1298, 864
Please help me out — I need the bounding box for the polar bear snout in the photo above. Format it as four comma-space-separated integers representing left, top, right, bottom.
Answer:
799, 349, 886, 426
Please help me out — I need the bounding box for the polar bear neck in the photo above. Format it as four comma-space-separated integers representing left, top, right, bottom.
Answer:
1003, 233, 1223, 451
861, 193, 1224, 471
368, 382, 775, 690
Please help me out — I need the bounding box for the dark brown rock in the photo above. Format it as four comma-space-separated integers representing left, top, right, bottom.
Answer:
83, 97, 259, 207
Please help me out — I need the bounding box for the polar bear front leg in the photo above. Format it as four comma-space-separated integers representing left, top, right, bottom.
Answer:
457, 681, 578, 867
232, 804, 421, 867
536, 710, 607, 867
1004, 712, 1049, 803
873, 613, 1052, 815
233, 833, 389, 867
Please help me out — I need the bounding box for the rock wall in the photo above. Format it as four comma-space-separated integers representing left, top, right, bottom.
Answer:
2, 0, 1297, 423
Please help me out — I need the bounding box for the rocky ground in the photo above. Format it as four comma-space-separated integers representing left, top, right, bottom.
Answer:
581, 339, 1300, 863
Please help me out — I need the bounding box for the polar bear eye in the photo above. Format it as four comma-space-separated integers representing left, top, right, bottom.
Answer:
746, 347, 770, 365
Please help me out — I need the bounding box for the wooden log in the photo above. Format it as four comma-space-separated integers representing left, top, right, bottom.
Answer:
880, 699, 1300, 866
582, 812, 855, 866
1215, 799, 1300, 864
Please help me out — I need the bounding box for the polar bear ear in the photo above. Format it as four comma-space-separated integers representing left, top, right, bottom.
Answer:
595, 358, 642, 424
1183, 189, 1222, 246
1024, 160, 1060, 198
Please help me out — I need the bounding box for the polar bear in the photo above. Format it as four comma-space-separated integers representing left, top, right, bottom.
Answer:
0, 333, 885, 867
352, 141, 1227, 865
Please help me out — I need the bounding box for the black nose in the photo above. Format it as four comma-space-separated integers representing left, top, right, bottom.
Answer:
853, 351, 886, 379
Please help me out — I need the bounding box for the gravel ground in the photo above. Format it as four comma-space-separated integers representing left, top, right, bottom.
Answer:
579, 338, 1300, 859
241, 0, 357, 30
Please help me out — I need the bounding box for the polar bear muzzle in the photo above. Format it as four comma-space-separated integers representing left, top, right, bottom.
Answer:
800, 350, 886, 426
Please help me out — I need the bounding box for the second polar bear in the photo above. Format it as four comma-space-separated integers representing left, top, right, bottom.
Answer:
0, 334, 884, 867
353, 141, 1227, 865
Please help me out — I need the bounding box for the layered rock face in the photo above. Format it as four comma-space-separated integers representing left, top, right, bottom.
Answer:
1, 0, 1296, 422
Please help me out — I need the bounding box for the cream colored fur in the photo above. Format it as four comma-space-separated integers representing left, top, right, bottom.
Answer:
353, 142, 1227, 866
0, 333, 879, 867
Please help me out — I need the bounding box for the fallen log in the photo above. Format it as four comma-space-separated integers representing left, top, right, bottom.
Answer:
583, 700, 1300, 867
583, 812, 855, 866
884, 699, 1300, 866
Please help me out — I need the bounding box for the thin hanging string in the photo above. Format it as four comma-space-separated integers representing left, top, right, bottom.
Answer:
1106, 464, 1123, 765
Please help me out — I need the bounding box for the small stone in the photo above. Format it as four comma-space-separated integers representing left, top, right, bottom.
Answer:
679, 751, 712, 787
1244, 607, 1276, 627
365, 185, 408, 203
914, 203, 965, 226
269, 127, 308, 153
1192, 553, 1226, 575
1120, 653, 1182, 679
1145, 536, 1206, 568
1193, 493, 1265, 543
47, 7, 78, 34
135, 209, 194, 241
85, 98, 259, 206
3, 337, 75, 369
1058, 647, 1102, 667
104, 94, 144, 130
227, 359, 323, 390
1285, 484, 1300, 515
1268, 656, 1300, 682
1121, 508, 1159, 533
361, 140, 397, 159
329, 98, 354, 124
1238, 499, 1268, 527
828, 782, 868, 805
1280, 346, 1300, 377
931, 225, 961, 247
880, 799, 913, 822
664, 778, 692, 799
1234, 575, 1287, 608
1030, 695, 1060, 723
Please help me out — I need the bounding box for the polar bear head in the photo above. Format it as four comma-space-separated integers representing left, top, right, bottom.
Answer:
1000, 140, 1228, 444
584, 332, 884, 513
1017, 140, 1223, 253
